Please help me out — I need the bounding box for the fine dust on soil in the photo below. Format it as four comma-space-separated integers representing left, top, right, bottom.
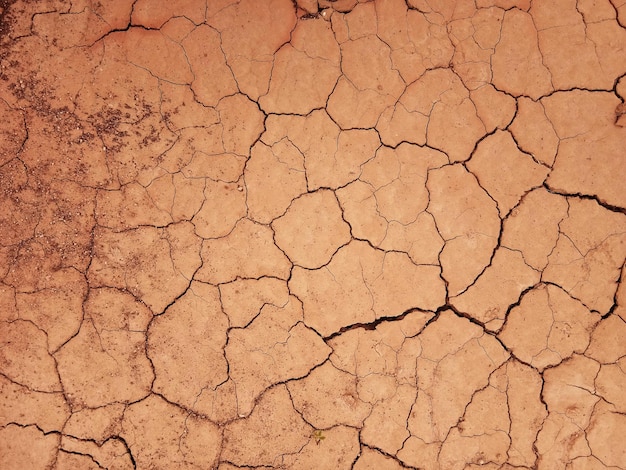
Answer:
0, 0, 625, 469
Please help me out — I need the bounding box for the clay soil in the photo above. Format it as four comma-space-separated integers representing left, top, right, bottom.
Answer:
1, 0, 625, 468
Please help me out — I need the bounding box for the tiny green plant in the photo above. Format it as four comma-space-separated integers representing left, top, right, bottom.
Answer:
312, 429, 326, 445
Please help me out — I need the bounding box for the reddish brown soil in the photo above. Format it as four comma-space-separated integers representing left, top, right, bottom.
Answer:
0, 1, 625, 469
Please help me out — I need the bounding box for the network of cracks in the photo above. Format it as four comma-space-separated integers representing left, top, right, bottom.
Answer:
0, 0, 625, 468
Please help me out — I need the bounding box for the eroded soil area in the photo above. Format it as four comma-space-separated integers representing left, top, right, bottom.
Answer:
1, 0, 625, 468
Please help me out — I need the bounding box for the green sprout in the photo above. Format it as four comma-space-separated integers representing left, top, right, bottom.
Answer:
312, 429, 326, 445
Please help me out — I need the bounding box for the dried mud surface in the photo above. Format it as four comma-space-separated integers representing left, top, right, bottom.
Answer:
0, 0, 625, 469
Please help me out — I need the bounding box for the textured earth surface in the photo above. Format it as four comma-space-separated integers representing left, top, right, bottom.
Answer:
1, 0, 625, 469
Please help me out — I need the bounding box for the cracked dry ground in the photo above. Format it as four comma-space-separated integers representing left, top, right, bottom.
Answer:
1, 0, 626, 469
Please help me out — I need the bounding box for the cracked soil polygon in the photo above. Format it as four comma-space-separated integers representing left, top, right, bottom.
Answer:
0, 0, 625, 469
